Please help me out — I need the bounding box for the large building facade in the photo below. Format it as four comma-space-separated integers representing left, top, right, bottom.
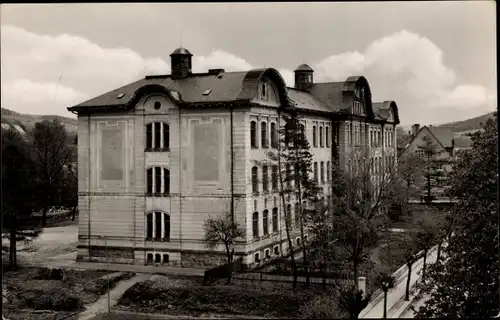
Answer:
68, 48, 400, 268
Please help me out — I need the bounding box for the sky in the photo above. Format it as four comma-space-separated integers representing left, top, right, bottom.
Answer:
0, 2, 496, 126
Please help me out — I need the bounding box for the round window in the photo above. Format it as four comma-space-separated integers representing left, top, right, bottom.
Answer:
154, 101, 161, 110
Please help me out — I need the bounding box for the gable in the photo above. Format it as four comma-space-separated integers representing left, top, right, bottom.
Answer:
408, 127, 446, 154
251, 76, 280, 106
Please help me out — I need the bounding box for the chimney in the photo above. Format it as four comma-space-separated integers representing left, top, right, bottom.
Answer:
294, 64, 314, 90
411, 124, 420, 136
170, 47, 193, 80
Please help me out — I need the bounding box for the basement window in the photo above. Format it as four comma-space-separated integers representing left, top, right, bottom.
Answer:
203, 89, 212, 95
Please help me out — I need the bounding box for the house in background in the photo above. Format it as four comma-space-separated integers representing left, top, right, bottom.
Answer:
67, 47, 400, 269
399, 123, 472, 199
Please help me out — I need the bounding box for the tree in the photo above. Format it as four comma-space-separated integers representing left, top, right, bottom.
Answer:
1, 129, 42, 269
30, 120, 73, 226
417, 136, 441, 202
396, 127, 411, 149
416, 116, 498, 318
397, 151, 425, 204
203, 211, 245, 265
399, 231, 421, 301
414, 214, 438, 282
375, 270, 396, 319
268, 110, 322, 287
330, 146, 398, 290
338, 285, 371, 319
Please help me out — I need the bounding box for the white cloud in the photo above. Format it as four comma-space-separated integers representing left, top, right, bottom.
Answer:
0, 25, 494, 124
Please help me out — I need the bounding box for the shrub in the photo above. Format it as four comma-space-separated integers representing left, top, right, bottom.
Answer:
299, 295, 345, 319
31, 268, 67, 281
16, 282, 83, 311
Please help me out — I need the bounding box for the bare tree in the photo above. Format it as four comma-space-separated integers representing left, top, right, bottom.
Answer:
331, 146, 400, 290
30, 120, 73, 227
375, 270, 396, 319
203, 211, 245, 265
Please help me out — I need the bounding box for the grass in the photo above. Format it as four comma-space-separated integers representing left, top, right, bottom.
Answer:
2, 267, 120, 320
117, 275, 343, 319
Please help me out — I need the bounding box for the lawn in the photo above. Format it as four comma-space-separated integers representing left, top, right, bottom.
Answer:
2, 267, 134, 320
116, 275, 345, 319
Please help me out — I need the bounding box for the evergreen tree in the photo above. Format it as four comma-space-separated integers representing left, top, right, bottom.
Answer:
1, 129, 41, 269
416, 116, 499, 318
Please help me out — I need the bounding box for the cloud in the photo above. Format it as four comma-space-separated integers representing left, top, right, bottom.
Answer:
312, 30, 494, 123
1, 25, 494, 124
1, 79, 88, 116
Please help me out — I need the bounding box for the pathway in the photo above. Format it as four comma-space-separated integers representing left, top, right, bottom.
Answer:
360, 246, 438, 319
78, 273, 151, 320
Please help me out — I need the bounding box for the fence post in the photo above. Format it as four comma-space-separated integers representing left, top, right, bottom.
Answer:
358, 276, 366, 299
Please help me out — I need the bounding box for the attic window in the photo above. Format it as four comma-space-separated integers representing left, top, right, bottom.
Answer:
217, 73, 224, 79
117, 93, 125, 99
203, 89, 212, 95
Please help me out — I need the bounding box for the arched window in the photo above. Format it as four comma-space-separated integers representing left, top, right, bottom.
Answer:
320, 161, 324, 183
265, 249, 270, 258
262, 165, 269, 192
294, 202, 300, 227
286, 204, 292, 226
146, 122, 169, 151
326, 127, 330, 147
296, 237, 301, 247
263, 209, 269, 235
254, 252, 260, 263
253, 212, 259, 238
261, 122, 268, 148
274, 245, 280, 256
272, 207, 278, 232
261, 82, 267, 99
327, 161, 331, 182
320, 126, 324, 147
271, 122, 278, 148
313, 126, 317, 147
145, 211, 170, 241
146, 167, 170, 195
271, 165, 278, 190
313, 162, 318, 181
250, 121, 257, 148
252, 166, 259, 194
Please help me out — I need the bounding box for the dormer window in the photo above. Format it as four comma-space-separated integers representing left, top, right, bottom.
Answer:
261, 81, 268, 100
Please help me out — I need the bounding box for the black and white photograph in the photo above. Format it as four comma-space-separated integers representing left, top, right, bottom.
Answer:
1, 2, 497, 319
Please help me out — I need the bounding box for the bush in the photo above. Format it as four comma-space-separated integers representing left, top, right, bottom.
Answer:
299, 295, 345, 319
16, 281, 83, 311
31, 268, 67, 281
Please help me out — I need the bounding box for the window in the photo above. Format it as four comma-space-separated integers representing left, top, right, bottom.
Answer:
313, 126, 317, 147
286, 204, 292, 226
320, 126, 324, 147
263, 210, 269, 235
313, 162, 318, 181
296, 237, 301, 246
326, 127, 330, 147
154, 101, 162, 110
274, 245, 280, 255
378, 131, 381, 147
250, 121, 257, 148
286, 164, 292, 188
327, 161, 331, 182
304, 235, 308, 243
320, 162, 324, 183
146, 122, 169, 150
370, 130, 373, 146
254, 252, 260, 263
271, 122, 278, 148
253, 212, 259, 238
252, 166, 259, 194
155, 254, 161, 264
294, 202, 300, 227
265, 249, 270, 258
261, 122, 268, 148
146, 167, 169, 195
262, 165, 269, 192
261, 82, 267, 99
271, 165, 278, 190
145, 212, 170, 240
272, 208, 278, 232
348, 123, 352, 146
147, 253, 153, 264
163, 254, 169, 264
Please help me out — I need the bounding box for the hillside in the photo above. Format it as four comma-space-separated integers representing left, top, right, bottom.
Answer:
1, 108, 77, 133
437, 111, 496, 134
